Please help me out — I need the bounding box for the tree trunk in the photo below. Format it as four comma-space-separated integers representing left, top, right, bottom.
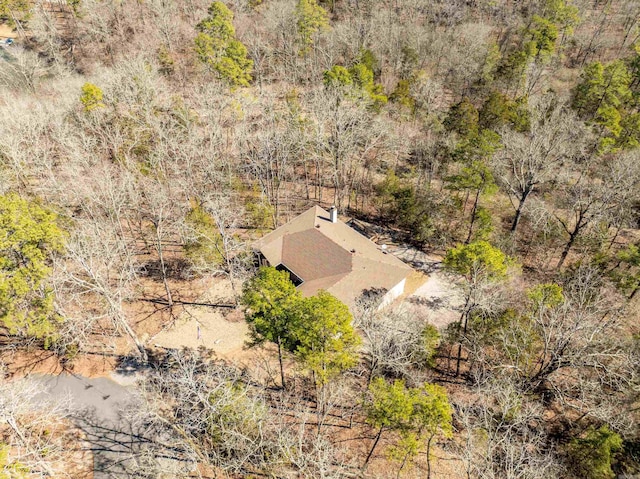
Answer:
363, 426, 384, 470
118, 314, 148, 362
455, 342, 463, 377
557, 226, 580, 269
105, 290, 148, 362
511, 187, 532, 233
304, 160, 310, 199
397, 451, 410, 479
606, 224, 621, 251
277, 337, 286, 389
316, 381, 325, 436
426, 434, 434, 479
154, 221, 173, 307
366, 358, 377, 387
456, 309, 470, 377
316, 158, 323, 202
465, 189, 481, 244
577, 9, 608, 68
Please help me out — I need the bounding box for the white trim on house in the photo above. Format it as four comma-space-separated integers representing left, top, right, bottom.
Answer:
379, 278, 406, 309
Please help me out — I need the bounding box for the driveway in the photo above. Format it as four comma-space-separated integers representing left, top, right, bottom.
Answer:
32, 373, 164, 478
392, 245, 463, 330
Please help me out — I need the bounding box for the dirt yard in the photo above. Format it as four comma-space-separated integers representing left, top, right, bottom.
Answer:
151, 278, 249, 357
0, 24, 16, 39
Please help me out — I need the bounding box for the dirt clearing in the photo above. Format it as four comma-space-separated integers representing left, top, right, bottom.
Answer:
0, 24, 16, 38
151, 278, 249, 357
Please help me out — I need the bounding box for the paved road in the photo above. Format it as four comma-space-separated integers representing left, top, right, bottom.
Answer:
34, 373, 136, 422
33, 373, 147, 478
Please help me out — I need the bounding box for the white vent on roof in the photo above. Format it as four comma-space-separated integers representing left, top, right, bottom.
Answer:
329, 206, 338, 223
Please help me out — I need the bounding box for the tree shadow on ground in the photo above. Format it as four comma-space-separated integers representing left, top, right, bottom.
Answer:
0, 342, 61, 377
139, 257, 193, 282
407, 295, 450, 310
73, 403, 193, 478
114, 347, 219, 377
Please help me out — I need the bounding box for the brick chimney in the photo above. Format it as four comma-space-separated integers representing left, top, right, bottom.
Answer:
329, 206, 338, 223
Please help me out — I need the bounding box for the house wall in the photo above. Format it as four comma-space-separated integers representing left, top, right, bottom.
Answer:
256, 251, 270, 268
378, 277, 406, 309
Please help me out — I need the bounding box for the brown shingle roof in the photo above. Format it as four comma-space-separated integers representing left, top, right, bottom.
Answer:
253, 206, 412, 308
282, 229, 352, 281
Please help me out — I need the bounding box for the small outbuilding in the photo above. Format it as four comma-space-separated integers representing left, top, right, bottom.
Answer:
253, 206, 413, 310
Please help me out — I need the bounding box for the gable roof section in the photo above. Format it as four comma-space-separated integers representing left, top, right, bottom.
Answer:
326, 255, 409, 307
282, 229, 352, 281
258, 235, 283, 266
253, 206, 412, 307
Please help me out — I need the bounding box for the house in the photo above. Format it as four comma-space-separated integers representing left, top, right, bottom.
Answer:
253, 205, 413, 310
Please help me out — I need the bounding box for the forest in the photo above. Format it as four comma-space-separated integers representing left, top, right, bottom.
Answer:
0, 0, 639, 477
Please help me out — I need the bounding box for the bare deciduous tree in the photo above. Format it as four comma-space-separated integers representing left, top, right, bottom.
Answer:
494, 96, 587, 233
0, 47, 51, 92
136, 350, 280, 474
554, 154, 640, 269
307, 89, 393, 208
453, 378, 562, 479
0, 371, 73, 477
60, 217, 148, 361
355, 302, 438, 384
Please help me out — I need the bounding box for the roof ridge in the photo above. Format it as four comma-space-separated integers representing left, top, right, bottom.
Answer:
352, 250, 412, 269
352, 253, 411, 271
253, 205, 327, 247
